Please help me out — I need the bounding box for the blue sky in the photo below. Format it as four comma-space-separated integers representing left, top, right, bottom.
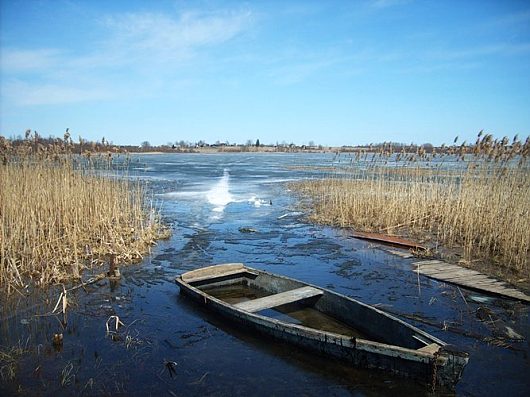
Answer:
1, 0, 529, 146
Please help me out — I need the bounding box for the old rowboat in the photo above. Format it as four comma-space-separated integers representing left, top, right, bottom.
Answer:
175, 263, 468, 388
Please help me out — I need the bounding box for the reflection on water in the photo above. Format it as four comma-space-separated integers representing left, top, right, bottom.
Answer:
261, 305, 366, 338
1, 153, 529, 396
206, 168, 234, 214
203, 283, 269, 304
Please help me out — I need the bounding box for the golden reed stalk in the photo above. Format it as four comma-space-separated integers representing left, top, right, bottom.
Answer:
291, 133, 529, 275
0, 135, 169, 293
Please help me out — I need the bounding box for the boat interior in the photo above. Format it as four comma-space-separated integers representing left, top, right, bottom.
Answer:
181, 264, 442, 353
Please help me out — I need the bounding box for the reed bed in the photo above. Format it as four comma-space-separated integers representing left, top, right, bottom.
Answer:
0, 134, 169, 293
291, 134, 530, 275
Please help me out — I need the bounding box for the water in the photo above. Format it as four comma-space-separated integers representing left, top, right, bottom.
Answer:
201, 283, 366, 338
1, 153, 529, 396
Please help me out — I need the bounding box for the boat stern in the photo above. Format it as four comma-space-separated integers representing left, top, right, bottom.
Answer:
435, 345, 469, 389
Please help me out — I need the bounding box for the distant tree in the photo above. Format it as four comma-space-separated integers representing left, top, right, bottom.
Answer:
308, 140, 315, 147
141, 141, 151, 149
245, 139, 253, 146
255, 139, 260, 147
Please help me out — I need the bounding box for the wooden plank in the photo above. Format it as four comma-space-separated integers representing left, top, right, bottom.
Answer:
464, 278, 503, 285
438, 273, 493, 281
414, 262, 468, 272
412, 261, 530, 303
420, 271, 503, 286
185, 268, 257, 284
471, 285, 513, 295
413, 260, 446, 266
417, 267, 478, 276
182, 263, 255, 283
416, 264, 479, 274
425, 272, 490, 282
456, 277, 506, 286
502, 291, 530, 300
352, 231, 425, 250
234, 286, 323, 313
418, 343, 441, 355
415, 265, 462, 272
434, 274, 488, 283
417, 268, 481, 279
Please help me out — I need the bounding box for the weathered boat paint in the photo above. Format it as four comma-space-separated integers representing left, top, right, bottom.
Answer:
175, 264, 468, 389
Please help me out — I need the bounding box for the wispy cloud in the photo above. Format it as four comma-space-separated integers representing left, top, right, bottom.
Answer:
102, 9, 252, 64
265, 45, 405, 85
1, 8, 253, 106
1, 48, 62, 72
4, 79, 117, 106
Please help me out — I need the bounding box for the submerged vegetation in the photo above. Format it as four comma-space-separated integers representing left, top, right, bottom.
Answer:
0, 132, 169, 294
291, 133, 530, 275
0, 339, 30, 382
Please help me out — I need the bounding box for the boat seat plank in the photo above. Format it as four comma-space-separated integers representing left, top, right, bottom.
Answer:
234, 286, 323, 313
182, 263, 257, 284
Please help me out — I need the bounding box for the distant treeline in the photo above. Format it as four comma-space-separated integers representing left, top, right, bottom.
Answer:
2, 129, 528, 157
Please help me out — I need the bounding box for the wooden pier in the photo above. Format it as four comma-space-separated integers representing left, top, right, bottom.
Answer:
413, 260, 530, 303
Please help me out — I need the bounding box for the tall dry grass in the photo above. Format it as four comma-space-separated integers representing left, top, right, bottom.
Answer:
291, 133, 530, 275
0, 134, 169, 293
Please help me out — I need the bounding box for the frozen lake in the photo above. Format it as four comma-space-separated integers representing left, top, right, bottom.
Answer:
1, 152, 528, 396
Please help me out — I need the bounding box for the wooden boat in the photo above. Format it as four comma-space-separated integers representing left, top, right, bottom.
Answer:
175, 263, 468, 389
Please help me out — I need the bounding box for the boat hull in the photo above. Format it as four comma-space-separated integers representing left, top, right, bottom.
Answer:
176, 264, 468, 389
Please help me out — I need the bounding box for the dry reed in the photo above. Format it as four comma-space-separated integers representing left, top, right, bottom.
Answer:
0, 339, 29, 381
0, 134, 169, 293
291, 133, 530, 275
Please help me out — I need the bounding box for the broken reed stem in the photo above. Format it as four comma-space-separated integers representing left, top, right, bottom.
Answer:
381, 214, 431, 232
0, 146, 170, 292
290, 134, 530, 275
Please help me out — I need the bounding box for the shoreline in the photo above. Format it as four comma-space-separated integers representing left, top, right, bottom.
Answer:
128, 148, 333, 155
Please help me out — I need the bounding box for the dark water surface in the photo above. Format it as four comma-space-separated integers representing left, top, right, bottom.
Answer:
1, 153, 529, 396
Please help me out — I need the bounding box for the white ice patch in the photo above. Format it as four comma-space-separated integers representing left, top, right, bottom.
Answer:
261, 177, 299, 184
248, 195, 269, 207
159, 191, 204, 199
277, 211, 304, 219
206, 169, 234, 212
